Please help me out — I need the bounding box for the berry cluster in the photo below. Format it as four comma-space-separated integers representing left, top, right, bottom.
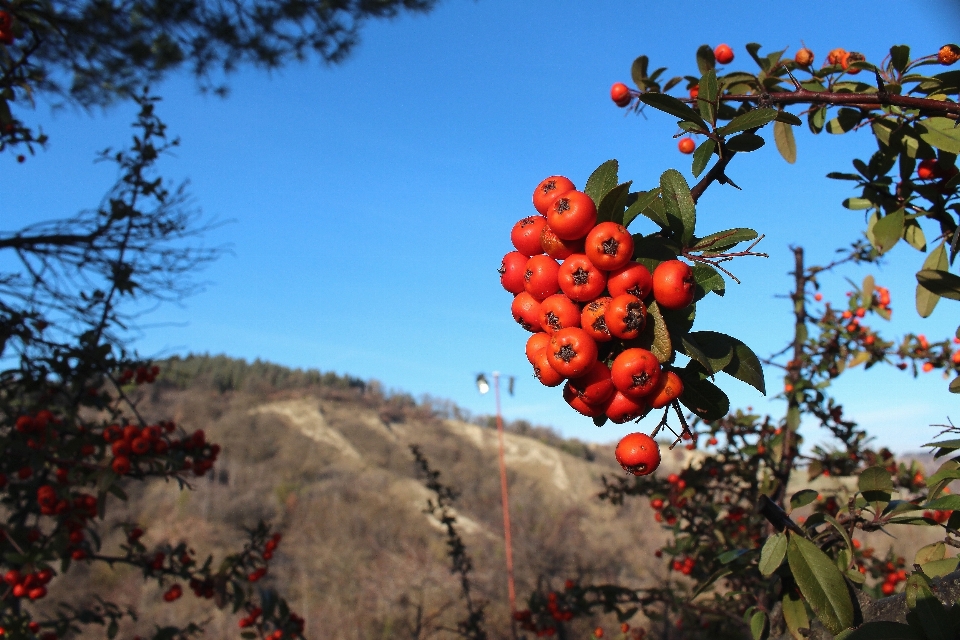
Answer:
501, 176, 689, 430
117, 365, 160, 385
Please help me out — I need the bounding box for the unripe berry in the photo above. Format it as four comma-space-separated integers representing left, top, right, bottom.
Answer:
939, 44, 960, 66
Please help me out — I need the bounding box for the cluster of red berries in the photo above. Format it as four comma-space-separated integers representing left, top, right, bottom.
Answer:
824, 48, 866, 74
647, 473, 688, 524
0, 11, 14, 45
247, 533, 281, 582
671, 556, 696, 576
3, 568, 53, 601
0, 622, 56, 640
916, 158, 959, 193
117, 365, 160, 385
104, 423, 219, 477
924, 508, 952, 524
238, 607, 263, 628
501, 176, 690, 429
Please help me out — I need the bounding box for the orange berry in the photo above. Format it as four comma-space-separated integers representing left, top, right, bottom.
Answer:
678, 138, 695, 154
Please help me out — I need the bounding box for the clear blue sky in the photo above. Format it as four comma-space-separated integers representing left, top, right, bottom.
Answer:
3, 0, 959, 452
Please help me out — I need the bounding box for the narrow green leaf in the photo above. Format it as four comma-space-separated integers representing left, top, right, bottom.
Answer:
726, 132, 765, 152
775, 111, 803, 126
696, 44, 716, 75
693, 227, 758, 252
917, 269, 960, 301
917, 242, 949, 317
691, 138, 716, 177
843, 198, 874, 210
631, 56, 649, 88
774, 120, 797, 164
698, 70, 718, 124
921, 495, 960, 510
584, 160, 619, 208
623, 189, 661, 229
716, 108, 778, 136
951, 376, 960, 393
636, 301, 672, 364
596, 181, 632, 225
659, 169, 697, 245
786, 535, 854, 634
791, 489, 818, 510
782, 591, 810, 640
638, 93, 708, 129
759, 533, 787, 576
809, 106, 826, 134
750, 610, 768, 640
872, 208, 905, 254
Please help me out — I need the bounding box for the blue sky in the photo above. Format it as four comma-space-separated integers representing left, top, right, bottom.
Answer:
3, 0, 959, 451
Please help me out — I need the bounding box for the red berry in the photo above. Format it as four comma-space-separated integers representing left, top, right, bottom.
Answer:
615, 432, 661, 476
652, 260, 695, 310
533, 176, 576, 216
714, 43, 734, 64
678, 138, 696, 154
610, 82, 631, 107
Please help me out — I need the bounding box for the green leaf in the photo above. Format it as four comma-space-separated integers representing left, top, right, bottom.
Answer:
698, 70, 718, 124
827, 108, 863, 134
782, 591, 810, 640
845, 621, 920, 640
585, 160, 619, 208
915, 542, 946, 565
906, 575, 953, 640
872, 208, 904, 254
951, 376, 960, 394
724, 337, 766, 395
904, 220, 927, 251
774, 120, 797, 164
683, 332, 733, 374
759, 533, 787, 576
920, 557, 959, 579
921, 495, 960, 510
917, 242, 949, 317
775, 111, 803, 126
843, 198, 874, 210
659, 169, 696, 245
623, 189, 661, 229
750, 610, 768, 640
717, 108, 778, 136
891, 45, 911, 73
693, 227, 758, 253
631, 56, 649, 88
917, 269, 960, 301
636, 301, 673, 364
859, 466, 893, 493
693, 262, 725, 298
786, 535, 854, 635
696, 44, 716, 75
678, 365, 730, 420
791, 489, 819, 510
917, 117, 960, 154
809, 106, 827, 134
726, 131, 765, 152
596, 181, 632, 225
691, 138, 716, 177
718, 548, 753, 564
638, 93, 708, 130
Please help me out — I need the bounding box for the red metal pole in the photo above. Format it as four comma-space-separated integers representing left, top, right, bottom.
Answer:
493, 372, 517, 620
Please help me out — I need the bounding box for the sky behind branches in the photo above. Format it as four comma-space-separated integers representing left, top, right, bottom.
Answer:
3, 0, 959, 451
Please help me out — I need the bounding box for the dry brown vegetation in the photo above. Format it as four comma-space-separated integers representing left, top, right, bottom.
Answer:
42, 354, 942, 639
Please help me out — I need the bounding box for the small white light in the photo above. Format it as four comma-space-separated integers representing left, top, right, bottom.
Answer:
476, 373, 490, 394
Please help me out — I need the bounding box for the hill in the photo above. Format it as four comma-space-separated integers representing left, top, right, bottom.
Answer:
49, 354, 696, 639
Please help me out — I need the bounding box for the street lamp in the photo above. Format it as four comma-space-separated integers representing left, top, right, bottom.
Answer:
475, 371, 517, 622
